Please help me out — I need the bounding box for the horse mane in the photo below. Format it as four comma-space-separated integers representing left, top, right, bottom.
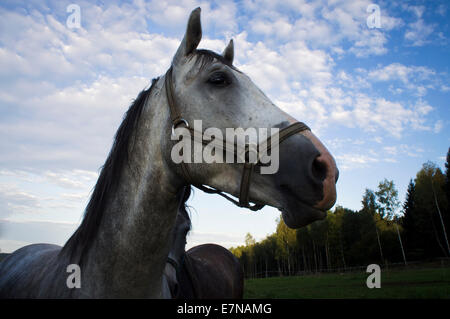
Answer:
179, 186, 193, 233
60, 50, 226, 264
60, 77, 160, 264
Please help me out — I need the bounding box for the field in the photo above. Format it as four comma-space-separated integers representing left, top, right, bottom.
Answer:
244, 265, 450, 299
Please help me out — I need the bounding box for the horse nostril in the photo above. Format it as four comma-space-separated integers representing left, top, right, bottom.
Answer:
311, 155, 328, 182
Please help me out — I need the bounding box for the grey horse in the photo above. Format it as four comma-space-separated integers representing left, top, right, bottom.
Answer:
0, 8, 338, 298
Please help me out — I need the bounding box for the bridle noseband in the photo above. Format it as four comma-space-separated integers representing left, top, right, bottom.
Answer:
164, 66, 310, 211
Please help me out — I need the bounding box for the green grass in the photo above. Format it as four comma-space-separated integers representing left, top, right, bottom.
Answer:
244, 266, 450, 299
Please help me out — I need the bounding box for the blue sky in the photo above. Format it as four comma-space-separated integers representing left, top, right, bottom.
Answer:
0, 0, 449, 253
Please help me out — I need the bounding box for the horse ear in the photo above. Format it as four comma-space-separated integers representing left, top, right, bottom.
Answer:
222, 39, 234, 64
173, 7, 202, 64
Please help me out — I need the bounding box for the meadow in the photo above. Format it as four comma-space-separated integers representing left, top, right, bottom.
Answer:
244, 265, 450, 299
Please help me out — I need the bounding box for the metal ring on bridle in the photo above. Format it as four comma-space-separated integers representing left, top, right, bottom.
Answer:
171, 118, 189, 137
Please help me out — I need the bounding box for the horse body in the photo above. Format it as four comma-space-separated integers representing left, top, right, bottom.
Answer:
0, 244, 64, 298
180, 244, 244, 299
0, 7, 338, 298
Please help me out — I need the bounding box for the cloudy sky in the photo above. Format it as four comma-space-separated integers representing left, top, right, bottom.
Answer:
0, 0, 449, 253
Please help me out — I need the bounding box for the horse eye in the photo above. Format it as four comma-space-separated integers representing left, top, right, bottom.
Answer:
207, 72, 230, 86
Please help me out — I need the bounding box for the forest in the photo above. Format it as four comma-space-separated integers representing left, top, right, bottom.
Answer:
230, 148, 450, 278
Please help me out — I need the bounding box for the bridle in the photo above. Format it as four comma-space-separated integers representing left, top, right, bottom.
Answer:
164, 65, 311, 211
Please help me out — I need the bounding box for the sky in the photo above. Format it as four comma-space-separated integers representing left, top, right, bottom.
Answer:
0, 0, 449, 253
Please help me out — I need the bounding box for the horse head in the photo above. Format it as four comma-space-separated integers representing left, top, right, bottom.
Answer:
162, 8, 338, 228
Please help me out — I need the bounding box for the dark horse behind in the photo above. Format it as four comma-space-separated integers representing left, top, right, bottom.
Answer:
163, 186, 243, 299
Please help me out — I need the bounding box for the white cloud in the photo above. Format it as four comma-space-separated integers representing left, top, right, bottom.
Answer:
0, 75, 151, 171
238, 39, 334, 98
404, 19, 435, 46
0, 185, 41, 218
373, 136, 383, 144
0, 169, 95, 226
436, 4, 447, 16
349, 29, 388, 57
382, 144, 425, 158
146, 0, 238, 36
0, 5, 181, 85
404, 5, 425, 18
434, 120, 444, 133
368, 63, 435, 84
326, 137, 366, 151
366, 63, 441, 98
44, 170, 98, 189
402, 5, 435, 47
335, 153, 379, 171
328, 94, 434, 138
334, 142, 426, 172
250, 17, 293, 39
241, 0, 402, 57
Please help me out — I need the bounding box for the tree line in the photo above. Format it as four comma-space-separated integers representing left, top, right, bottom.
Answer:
230, 148, 450, 278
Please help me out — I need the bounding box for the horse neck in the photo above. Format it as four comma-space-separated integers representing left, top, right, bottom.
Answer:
80, 78, 184, 298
